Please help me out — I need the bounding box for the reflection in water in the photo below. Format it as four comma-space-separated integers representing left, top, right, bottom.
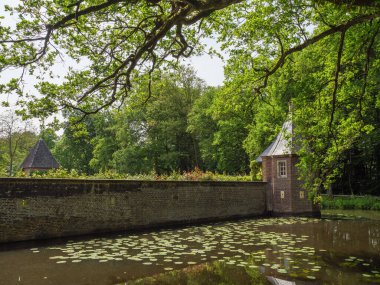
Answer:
0, 211, 379, 285
126, 261, 272, 285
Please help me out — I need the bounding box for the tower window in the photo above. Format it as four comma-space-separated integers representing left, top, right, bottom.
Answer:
277, 160, 287, 178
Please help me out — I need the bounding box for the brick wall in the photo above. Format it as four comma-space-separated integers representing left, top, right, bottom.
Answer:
0, 178, 267, 243
262, 157, 273, 211
271, 156, 293, 213
289, 156, 317, 214
269, 155, 319, 216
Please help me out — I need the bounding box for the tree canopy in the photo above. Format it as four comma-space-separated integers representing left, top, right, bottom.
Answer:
0, 0, 378, 117
1, 0, 380, 194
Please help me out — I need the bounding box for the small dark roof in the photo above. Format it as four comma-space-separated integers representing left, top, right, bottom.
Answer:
256, 119, 299, 162
21, 139, 60, 169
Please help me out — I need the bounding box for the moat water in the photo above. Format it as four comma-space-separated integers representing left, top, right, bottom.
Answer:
0, 210, 379, 285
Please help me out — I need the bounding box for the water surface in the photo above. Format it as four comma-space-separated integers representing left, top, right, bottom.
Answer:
0, 210, 379, 284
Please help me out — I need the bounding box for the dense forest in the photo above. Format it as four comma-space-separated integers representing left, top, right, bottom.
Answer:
0, 0, 379, 196
1, 63, 379, 196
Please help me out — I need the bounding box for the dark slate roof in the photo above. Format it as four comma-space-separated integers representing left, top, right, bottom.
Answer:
21, 139, 60, 169
256, 120, 299, 162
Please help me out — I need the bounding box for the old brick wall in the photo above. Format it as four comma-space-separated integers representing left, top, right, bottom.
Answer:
271, 155, 293, 214
290, 156, 319, 214
270, 155, 319, 215
262, 157, 273, 211
0, 179, 267, 243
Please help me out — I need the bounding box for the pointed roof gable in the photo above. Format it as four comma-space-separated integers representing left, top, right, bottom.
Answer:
21, 139, 60, 170
256, 119, 299, 162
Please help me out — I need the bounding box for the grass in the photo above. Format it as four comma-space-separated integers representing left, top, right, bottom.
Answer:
322, 196, 380, 211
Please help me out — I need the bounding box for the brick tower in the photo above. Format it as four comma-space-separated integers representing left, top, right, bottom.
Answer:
257, 119, 320, 216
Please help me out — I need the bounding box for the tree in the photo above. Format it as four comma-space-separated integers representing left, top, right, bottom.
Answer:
0, 110, 36, 176
89, 112, 119, 173
0, 1, 378, 117
188, 87, 219, 171
54, 66, 206, 175
189, 86, 252, 174
0, 0, 380, 190
235, 16, 380, 194
39, 127, 59, 150
53, 113, 97, 174
106, 67, 205, 174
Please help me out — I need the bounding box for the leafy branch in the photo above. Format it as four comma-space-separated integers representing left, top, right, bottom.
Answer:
254, 11, 380, 95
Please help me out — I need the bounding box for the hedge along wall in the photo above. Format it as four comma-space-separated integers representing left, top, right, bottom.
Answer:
0, 178, 267, 243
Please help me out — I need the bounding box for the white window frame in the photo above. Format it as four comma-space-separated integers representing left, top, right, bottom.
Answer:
277, 160, 287, 178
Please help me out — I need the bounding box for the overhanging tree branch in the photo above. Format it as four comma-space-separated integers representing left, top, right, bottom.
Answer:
254, 11, 380, 94
0, 0, 379, 118
328, 30, 345, 133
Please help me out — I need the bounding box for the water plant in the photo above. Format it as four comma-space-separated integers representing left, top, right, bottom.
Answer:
24, 215, 380, 285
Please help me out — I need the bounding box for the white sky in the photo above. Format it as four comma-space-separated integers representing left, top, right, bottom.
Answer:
183, 43, 225, 86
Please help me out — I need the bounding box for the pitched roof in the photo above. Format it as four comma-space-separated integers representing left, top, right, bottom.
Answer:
256, 141, 275, 163
21, 139, 60, 170
256, 120, 299, 162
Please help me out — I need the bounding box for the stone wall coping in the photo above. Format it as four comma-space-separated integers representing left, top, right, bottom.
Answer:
0, 177, 266, 186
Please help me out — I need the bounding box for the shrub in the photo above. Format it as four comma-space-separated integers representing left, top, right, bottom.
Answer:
371, 203, 380, 211
321, 196, 380, 211
11, 167, 253, 182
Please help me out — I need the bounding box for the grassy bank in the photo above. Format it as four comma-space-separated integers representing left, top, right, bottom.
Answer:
322, 196, 380, 211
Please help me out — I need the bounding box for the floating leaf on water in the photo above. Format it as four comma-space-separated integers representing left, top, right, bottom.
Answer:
306, 276, 316, 280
